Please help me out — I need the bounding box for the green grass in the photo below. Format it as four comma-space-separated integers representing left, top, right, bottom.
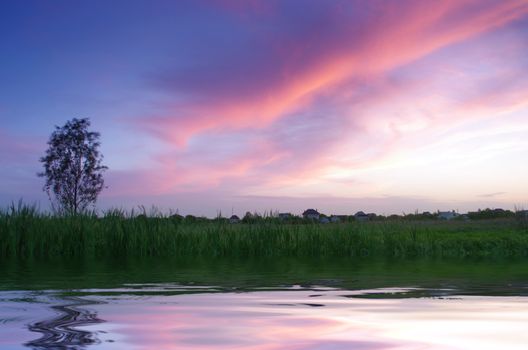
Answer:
1, 204, 527, 259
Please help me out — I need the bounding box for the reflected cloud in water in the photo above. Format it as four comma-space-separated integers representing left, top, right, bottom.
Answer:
4, 286, 528, 350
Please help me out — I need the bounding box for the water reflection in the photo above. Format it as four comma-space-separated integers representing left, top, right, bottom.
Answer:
6, 286, 527, 350
25, 297, 104, 350
2, 258, 528, 349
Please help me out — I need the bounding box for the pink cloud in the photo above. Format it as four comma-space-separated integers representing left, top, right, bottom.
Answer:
140, 0, 528, 146
122, 57, 528, 199
105, 0, 528, 209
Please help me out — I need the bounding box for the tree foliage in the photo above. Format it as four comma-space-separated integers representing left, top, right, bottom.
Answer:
38, 118, 108, 215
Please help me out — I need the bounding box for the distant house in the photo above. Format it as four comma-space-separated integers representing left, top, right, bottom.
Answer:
421, 211, 434, 219
354, 211, 369, 222
458, 214, 470, 221
170, 214, 184, 222
303, 209, 320, 220
330, 215, 341, 223
319, 217, 330, 224
229, 215, 240, 224
437, 211, 458, 220
336, 215, 348, 222
278, 213, 292, 220
517, 210, 528, 218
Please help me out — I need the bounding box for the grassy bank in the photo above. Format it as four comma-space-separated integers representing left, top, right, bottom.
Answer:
1, 205, 527, 259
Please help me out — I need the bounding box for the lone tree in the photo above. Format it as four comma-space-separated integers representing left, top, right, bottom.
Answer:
38, 118, 108, 215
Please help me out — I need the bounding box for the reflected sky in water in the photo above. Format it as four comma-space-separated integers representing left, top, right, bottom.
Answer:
2, 286, 528, 350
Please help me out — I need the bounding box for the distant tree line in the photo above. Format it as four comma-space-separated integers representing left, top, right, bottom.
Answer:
127, 208, 524, 224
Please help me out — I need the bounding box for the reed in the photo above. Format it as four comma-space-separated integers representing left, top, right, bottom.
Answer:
1, 204, 527, 259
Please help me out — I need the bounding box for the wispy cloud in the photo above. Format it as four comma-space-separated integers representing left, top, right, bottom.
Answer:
478, 192, 507, 198
139, 0, 528, 143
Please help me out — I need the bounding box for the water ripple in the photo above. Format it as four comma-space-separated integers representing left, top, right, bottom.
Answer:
25, 297, 104, 350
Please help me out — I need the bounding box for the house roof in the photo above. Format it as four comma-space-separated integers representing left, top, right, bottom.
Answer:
303, 209, 319, 215
229, 215, 240, 220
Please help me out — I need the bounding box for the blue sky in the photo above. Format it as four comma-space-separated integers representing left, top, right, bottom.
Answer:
1, 0, 527, 216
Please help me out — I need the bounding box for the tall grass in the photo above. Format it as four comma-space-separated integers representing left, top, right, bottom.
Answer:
1, 204, 528, 259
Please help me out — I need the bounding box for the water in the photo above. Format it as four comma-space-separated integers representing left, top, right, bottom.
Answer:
1, 257, 528, 349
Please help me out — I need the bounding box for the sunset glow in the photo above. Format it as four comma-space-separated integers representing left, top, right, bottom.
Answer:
1, 0, 527, 215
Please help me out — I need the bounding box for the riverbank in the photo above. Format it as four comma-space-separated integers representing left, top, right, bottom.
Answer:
2, 205, 527, 259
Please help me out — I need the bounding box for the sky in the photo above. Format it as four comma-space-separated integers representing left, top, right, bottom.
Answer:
0, 0, 527, 217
